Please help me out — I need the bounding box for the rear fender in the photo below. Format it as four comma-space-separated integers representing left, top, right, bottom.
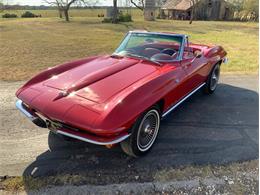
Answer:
204, 46, 227, 66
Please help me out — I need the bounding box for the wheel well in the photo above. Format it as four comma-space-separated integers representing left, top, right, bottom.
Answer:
128, 99, 165, 134
217, 60, 222, 66
156, 99, 165, 113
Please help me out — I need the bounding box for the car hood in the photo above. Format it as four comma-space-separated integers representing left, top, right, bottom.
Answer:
43, 55, 158, 103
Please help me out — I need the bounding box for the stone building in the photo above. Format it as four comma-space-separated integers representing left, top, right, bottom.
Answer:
161, 0, 234, 20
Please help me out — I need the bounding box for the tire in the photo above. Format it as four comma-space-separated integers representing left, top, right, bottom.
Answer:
48, 131, 63, 151
120, 105, 161, 157
60, 134, 75, 141
204, 63, 221, 94
48, 131, 75, 151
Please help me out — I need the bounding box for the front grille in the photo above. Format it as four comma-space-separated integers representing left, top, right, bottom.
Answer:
45, 119, 98, 136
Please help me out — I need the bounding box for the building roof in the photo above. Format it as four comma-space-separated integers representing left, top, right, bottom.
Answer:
162, 0, 193, 11
161, 0, 181, 10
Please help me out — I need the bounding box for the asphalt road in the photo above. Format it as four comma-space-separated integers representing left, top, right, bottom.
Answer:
0, 75, 258, 185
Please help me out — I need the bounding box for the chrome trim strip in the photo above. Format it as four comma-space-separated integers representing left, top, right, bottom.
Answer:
125, 31, 186, 62
57, 130, 131, 145
162, 83, 206, 118
129, 30, 186, 37
177, 34, 187, 61
16, 99, 38, 121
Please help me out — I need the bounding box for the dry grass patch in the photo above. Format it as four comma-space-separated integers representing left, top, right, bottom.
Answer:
0, 17, 258, 81
0, 176, 24, 191
155, 160, 258, 182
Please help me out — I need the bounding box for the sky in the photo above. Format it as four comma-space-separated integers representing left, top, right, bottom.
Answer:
6, 0, 112, 6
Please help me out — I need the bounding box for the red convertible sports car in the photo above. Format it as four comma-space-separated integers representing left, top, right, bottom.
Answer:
16, 31, 227, 157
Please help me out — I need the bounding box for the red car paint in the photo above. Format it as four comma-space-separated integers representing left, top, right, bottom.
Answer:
16, 31, 227, 143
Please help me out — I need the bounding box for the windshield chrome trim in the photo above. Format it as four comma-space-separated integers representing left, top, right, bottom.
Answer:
115, 31, 187, 63
128, 31, 186, 37
177, 35, 188, 61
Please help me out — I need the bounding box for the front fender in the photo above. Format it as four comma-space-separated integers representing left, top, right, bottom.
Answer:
94, 67, 180, 133
16, 56, 99, 97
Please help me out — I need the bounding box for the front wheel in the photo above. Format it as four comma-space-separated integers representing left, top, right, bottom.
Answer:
120, 106, 161, 157
204, 63, 220, 94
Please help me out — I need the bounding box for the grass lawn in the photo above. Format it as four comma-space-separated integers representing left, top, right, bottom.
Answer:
0, 16, 258, 81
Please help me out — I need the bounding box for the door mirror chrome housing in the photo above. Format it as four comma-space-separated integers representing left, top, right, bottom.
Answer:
195, 51, 203, 58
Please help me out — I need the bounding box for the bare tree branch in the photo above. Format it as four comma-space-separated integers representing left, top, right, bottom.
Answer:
130, 0, 144, 11
44, 0, 98, 22
44, 0, 58, 6
67, 0, 77, 7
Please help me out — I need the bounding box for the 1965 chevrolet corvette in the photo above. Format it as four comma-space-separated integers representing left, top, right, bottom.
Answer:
16, 31, 227, 157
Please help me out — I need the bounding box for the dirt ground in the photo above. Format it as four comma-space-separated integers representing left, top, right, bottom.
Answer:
0, 75, 258, 194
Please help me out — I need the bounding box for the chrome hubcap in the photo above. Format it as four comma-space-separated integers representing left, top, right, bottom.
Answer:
137, 110, 160, 152
210, 65, 220, 91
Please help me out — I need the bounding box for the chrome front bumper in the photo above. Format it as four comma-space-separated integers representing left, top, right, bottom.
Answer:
15, 99, 130, 145
16, 99, 38, 121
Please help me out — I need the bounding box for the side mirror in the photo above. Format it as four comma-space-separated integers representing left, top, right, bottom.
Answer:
195, 51, 203, 58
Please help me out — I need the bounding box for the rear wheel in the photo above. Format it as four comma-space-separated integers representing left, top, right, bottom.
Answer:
120, 106, 161, 157
204, 63, 220, 94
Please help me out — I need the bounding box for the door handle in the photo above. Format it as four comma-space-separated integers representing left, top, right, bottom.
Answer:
172, 78, 180, 84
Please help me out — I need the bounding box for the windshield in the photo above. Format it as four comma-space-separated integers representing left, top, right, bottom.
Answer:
114, 32, 183, 62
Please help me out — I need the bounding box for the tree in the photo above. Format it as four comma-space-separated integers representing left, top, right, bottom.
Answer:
112, 0, 118, 23
130, 0, 144, 11
0, 3, 3, 13
56, 0, 63, 18
227, 0, 244, 12
0, 0, 11, 13
0, 0, 6, 12
189, 0, 199, 24
44, 0, 75, 21
227, 0, 258, 21
243, 0, 258, 13
44, 0, 98, 22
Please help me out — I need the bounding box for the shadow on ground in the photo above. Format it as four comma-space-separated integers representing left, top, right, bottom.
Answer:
22, 83, 258, 186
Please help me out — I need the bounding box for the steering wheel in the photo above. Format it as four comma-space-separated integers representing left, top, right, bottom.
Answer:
161, 48, 177, 56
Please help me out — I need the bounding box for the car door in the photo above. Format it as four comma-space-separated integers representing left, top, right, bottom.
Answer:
181, 48, 209, 94
161, 61, 189, 113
